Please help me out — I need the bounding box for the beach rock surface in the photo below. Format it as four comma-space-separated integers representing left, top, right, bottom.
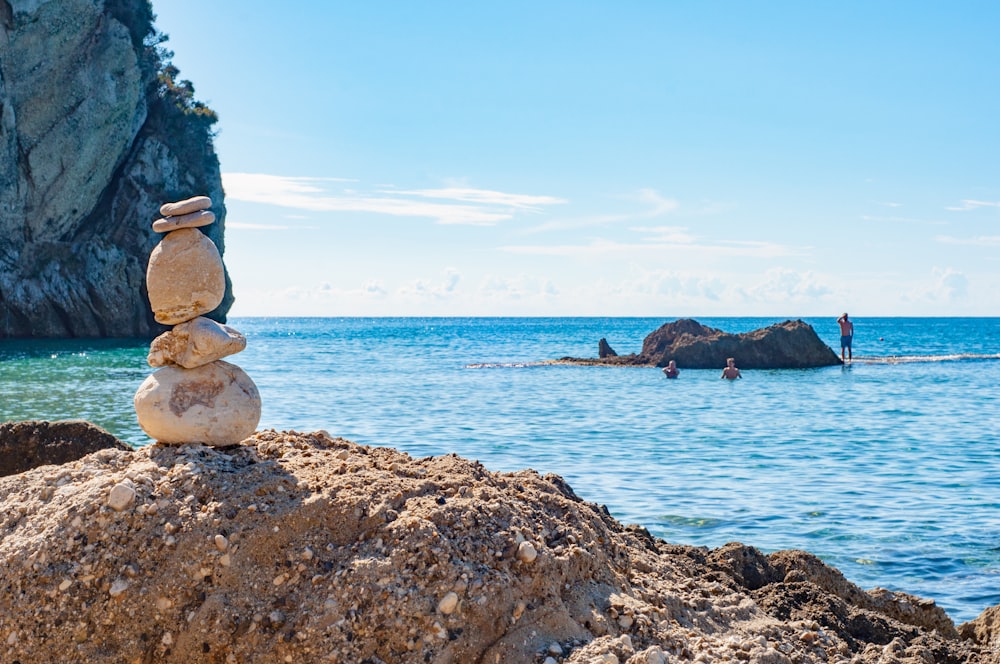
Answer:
148, 316, 247, 369
561, 319, 842, 369
0, 429, 990, 663
133, 361, 261, 445
146, 228, 226, 326
0, 420, 130, 477
0, 0, 231, 338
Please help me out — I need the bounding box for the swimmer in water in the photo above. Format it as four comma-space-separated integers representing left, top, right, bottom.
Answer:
720, 357, 742, 380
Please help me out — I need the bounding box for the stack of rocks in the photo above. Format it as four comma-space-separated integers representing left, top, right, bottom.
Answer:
133, 196, 261, 446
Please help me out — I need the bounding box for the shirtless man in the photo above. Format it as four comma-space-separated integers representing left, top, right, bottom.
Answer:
838, 313, 854, 362
720, 357, 742, 380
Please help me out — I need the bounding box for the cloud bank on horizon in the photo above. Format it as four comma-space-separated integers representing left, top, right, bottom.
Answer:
153, 2, 1000, 317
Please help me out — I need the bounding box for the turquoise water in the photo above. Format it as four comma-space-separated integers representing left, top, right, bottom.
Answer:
2, 317, 999, 623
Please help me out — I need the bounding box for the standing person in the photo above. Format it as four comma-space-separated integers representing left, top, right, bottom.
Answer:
720, 357, 742, 380
838, 313, 854, 362
662, 360, 679, 379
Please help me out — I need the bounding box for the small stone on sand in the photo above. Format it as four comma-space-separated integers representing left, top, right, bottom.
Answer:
437, 591, 459, 615
107, 482, 136, 512
516, 540, 538, 563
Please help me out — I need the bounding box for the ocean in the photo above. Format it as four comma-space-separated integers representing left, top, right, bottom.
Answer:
1, 316, 998, 624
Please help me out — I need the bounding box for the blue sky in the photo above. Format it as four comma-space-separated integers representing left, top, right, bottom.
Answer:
152, 2, 999, 317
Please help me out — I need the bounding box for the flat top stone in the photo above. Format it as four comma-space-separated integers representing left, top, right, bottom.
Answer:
160, 195, 212, 217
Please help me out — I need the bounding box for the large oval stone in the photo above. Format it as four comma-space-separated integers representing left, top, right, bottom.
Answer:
148, 316, 246, 369
134, 361, 261, 446
146, 227, 225, 325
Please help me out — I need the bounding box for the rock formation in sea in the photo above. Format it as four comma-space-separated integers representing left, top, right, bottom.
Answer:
0, 427, 996, 662
598, 338, 618, 358
0, 419, 130, 477
0, 0, 231, 338
562, 319, 843, 369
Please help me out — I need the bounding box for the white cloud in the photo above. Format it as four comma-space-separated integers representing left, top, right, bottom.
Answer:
522, 188, 679, 234
362, 280, 388, 297
935, 268, 969, 300
906, 267, 969, 303
478, 275, 560, 301
861, 215, 942, 225
630, 225, 698, 243
946, 199, 1000, 212
633, 188, 680, 216
736, 268, 833, 303
222, 173, 564, 226
624, 270, 726, 302
232, 279, 388, 311
389, 187, 566, 210
935, 235, 1000, 246
227, 222, 292, 230
499, 236, 804, 259
397, 268, 462, 300
524, 213, 637, 234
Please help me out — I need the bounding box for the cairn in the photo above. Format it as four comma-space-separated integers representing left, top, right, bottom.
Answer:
133, 196, 261, 446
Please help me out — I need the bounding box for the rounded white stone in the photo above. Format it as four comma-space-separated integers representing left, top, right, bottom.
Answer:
146, 228, 226, 326
107, 482, 136, 512
148, 316, 246, 369
641, 648, 667, 664
437, 591, 459, 615
134, 360, 261, 446
160, 195, 212, 217
152, 209, 215, 233
516, 540, 538, 563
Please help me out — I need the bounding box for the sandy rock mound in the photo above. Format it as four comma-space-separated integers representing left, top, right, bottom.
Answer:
0, 431, 988, 663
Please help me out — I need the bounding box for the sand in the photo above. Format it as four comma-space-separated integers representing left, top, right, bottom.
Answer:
0, 429, 995, 663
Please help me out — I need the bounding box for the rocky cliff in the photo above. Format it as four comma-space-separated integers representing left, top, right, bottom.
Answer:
0, 0, 231, 338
